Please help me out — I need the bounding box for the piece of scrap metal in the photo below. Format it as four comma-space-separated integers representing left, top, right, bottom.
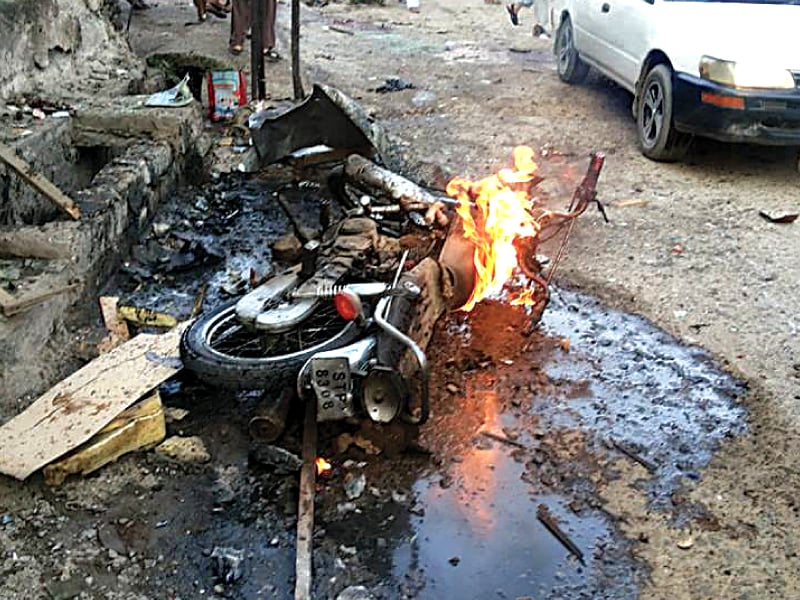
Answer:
249, 84, 400, 170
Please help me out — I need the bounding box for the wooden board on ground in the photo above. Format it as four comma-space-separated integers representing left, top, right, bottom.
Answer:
42, 390, 166, 486
0, 142, 81, 220
294, 399, 317, 600
0, 325, 185, 480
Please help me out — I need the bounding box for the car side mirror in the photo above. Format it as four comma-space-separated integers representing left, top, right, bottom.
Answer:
643, 0, 654, 4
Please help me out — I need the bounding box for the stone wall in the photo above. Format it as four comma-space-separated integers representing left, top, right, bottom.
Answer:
0, 98, 210, 410
0, 0, 143, 103
0, 121, 117, 226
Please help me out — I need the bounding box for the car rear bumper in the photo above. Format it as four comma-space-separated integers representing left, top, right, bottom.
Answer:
672, 73, 800, 145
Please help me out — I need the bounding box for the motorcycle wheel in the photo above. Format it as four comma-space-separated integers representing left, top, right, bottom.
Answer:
180, 299, 361, 391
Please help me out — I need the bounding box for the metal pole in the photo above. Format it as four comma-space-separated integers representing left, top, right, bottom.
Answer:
251, 0, 266, 100
291, 0, 304, 99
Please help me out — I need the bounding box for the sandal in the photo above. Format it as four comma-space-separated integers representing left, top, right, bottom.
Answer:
264, 49, 282, 62
207, 2, 229, 18
229, 44, 243, 55
506, 4, 519, 25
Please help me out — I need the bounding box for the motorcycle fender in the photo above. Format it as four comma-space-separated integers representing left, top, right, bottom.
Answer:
235, 267, 300, 326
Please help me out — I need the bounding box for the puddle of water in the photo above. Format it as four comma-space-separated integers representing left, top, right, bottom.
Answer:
537, 288, 747, 507
367, 289, 746, 598
394, 459, 611, 599
379, 388, 630, 599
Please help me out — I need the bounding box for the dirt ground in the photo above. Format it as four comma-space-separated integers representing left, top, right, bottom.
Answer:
130, 2, 800, 596
2, 0, 800, 598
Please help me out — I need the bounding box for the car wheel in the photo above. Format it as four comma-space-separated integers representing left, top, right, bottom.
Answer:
637, 64, 689, 162
555, 16, 589, 84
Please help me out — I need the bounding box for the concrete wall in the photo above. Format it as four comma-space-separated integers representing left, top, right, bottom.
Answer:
0, 0, 143, 102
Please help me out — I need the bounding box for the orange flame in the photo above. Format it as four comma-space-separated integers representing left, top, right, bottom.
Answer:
315, 457, 332, 476
446, 146, 541, 311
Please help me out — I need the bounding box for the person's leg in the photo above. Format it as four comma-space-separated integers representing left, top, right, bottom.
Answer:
230, 0, 250, 50
193, 0, 207, 21
263, 0, 277, 55
506, 2, 520, 25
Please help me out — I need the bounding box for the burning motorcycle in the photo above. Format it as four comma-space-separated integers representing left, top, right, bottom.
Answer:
180, 149, 605, 426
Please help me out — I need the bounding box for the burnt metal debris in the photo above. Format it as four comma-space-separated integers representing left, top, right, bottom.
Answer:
373, 78, 415, 94
211, 546, 245, 583
249, 85, 399, 169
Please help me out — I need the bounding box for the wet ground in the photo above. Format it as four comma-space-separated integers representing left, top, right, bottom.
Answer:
1, 166, 746, 599
3, 0, 799, 597
330, 292, 746, 600
0, 289, 745, 600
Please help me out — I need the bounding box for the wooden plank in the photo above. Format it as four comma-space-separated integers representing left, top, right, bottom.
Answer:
0, 282, 81, 317
0, 142, 81, 220
294, 399, 317, 600
42, 390, 166, 486
0, 325, 185, 480
97, 296, 131, 354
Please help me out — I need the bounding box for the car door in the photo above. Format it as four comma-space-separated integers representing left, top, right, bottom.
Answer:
570, 0, 621, 80
598, 0, 658, 89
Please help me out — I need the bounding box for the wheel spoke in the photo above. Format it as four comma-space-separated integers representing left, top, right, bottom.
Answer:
643, 114, 653, 135
653, 112, 664, 135
211, 323, 245, 347
207, 303, 349, 359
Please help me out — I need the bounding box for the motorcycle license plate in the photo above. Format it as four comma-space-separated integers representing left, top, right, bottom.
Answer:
310, 357, 354, 421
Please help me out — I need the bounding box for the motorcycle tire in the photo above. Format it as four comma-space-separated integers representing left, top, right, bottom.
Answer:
180, 299, 361, 391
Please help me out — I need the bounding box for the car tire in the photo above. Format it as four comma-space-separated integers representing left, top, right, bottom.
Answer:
637, 64, 689, 162
555, 16, 589, 84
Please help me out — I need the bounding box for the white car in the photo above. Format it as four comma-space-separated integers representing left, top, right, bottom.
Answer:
539, 0, 800, 160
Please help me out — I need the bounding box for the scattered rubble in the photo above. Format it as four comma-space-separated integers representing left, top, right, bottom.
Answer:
0, 11, 760, 598
163, 407, 190, 423
372, 78, 415, 94
344, 472, 367, 500
155, 435, 211, 464
250, 443, 303, 473
210, 546, 245, 583
336, 585, 375, 600
759, 210, 798, 224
